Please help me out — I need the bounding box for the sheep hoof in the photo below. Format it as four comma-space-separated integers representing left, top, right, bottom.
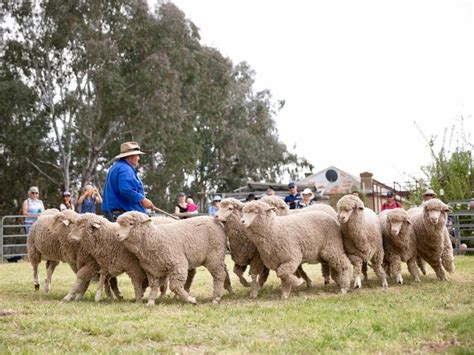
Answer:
305, 281, 313, 289
61, 294, 74, 303
414, 277, 421, 283
188, 297, 197, 305
75, 294, 84, 301
146, 300, 155, 306
382, 281, 388, 288
249, 291, 259, 299
396, 275, 403, 285
34, 284, 40, 291
353, 277, 362, 289
324, 279, 330, 286
340, 288, 348, 294
212, 298, 221, 305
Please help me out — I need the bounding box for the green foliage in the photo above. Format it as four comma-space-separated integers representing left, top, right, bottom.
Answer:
0, 1, 311, 214
0, 257, 473, 352
408, 118, 474, 205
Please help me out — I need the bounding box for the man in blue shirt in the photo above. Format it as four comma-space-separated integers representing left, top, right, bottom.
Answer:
284, 182, 301, 210
102, 142, 153, 221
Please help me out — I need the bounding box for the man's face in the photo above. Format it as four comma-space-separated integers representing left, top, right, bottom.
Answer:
127, 154, 140, 167
289, 186, 297, 194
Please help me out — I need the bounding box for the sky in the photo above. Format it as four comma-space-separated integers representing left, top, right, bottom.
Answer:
153, 0, 474, 187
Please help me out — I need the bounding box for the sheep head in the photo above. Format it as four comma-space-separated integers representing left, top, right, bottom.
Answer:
47, 210, 79, 235
241, 201, 275, 228
422, 199, 450, 225
116, 211, 152, 242
260, 195, 289, 216
215, 198, 243, 223
386, 208, 411, 237
68, 213, 106, 242
336, 195, 364, 224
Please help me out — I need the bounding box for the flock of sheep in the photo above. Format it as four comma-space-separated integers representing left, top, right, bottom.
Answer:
26, 194, 455, 305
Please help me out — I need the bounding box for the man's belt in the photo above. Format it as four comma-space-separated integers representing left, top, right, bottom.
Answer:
111, 209, 125, 214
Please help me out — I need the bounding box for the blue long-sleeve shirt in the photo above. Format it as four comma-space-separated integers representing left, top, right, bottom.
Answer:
102, 159, 146, 213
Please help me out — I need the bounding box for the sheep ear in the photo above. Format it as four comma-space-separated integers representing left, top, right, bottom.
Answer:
406, 217, 412, 225
142, 217, 152, 224
92, 223, 101, 229
265, 206, 276, 213
62, 219, 70, 227
443, 206, 451, 213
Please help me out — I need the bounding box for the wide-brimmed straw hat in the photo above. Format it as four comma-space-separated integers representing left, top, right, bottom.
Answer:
115, 142, 146, 160
301, 188, 314, 199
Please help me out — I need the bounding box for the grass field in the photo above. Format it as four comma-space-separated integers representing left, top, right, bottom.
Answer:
0, 256, 473, 353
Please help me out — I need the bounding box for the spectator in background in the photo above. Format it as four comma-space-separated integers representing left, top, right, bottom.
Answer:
60, 191, 75, 211
78, 183, 102, 214
186, 197, 199, 214
284, 182, 301, 210
208, 195, 222, 216
246, 193, 257, 202
352, 191, 360, 197
102, 142, 153, 222
266, 187, 275, 196
22, 186, 45, 235
422, 189, 437, 202
381, 191, 401, 211
298, 188, 315, 208
175, 192, 188, 219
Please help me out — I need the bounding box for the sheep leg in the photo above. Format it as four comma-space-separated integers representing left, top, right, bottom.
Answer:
224, 264, 234, 295
103, 276, 114, 300
207, 265, 226, 304
158, 276, 168, 298
62, 265, 95, 302
146, 275, 161, 306
44, 260, 59, 293
425, 257, 448, 281
276, 261, 305, 289
371, 250, 388, 288
362, 262, 369, 281
417, 256, 427, 275
109, 276, 123, 300
233, 264, 251, 288
249, 273, 261, 299
320, 249, 351, 293
348, 255, 363, 289
74, 279, 92, 301
441, 233, 455, 273
295, 264, 312, 288
94, 272, 108, 302
388, 255, 403, 284
184, 269, 196, 293
258, 267, 270, 287
280, 278, 293, 299
407, 258, 421, 282
168, 267, 196, 305
32, 260, 40, 291
321, 262, 331, 285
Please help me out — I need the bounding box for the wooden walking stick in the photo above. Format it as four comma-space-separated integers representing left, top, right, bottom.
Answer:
151, 205, 180, 220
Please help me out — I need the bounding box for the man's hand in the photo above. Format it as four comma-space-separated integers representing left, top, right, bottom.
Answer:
141, 198, 154, 209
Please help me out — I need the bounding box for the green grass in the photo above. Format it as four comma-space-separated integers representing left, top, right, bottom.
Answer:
1, 256, 473, 353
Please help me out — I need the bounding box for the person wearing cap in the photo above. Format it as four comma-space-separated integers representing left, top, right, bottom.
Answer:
208, 195, 222, 216
245, 193, 257, 202
298, 188, 315, 208
102, 142, 153, 222
284, 182, 301, 210
422, 189, 437, 202
60, 191, 75, 211
381, 191, 401, 211
78, 183, 102, 214
22, 186, 45, 235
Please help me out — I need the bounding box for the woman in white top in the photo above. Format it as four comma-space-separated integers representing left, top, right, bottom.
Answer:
22, 186, 45, 235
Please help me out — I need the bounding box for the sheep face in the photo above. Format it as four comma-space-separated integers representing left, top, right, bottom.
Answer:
47, 210, 78, 236
215, 199, 243, 223
423, 199, 449, 225
68, 215, 103, 242
116, 212, 151, 242
336, 195, 364, 224
241, 201, 274, 228
386, 210, 412, 237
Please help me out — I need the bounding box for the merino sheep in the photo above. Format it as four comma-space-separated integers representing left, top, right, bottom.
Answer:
67, 213, 148, 302
46, 211, 121, 301
241, 201, 351, 299
116, 212, 232, 305
27, 208, 66, 292
336, 195, 388, 288
408, 199, 455, 280
215, 198, 269, 298
379, 208, 421, 284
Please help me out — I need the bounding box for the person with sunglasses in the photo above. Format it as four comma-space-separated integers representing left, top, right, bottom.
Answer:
284, 182, 301, 210
22, 186, 45, 235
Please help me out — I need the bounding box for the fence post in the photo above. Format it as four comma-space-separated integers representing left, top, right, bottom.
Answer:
0, 216, 4, 261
